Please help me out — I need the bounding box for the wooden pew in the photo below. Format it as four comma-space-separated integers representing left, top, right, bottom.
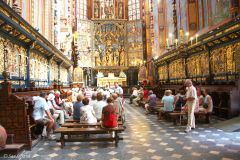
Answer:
62, 122, 123, 128
55, 127, 125, 148
168, 111, 212, 125
0, 134, 25, 157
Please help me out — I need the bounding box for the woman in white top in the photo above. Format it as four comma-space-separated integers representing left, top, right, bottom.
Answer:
201, 89, 213, 113
80, 97, 97, 124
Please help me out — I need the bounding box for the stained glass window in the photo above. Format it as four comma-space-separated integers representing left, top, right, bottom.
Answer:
128, 0, 140, 20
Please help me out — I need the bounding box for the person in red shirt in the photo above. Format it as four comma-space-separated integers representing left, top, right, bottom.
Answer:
143, 87, 148, 100
101, 97, 119, 128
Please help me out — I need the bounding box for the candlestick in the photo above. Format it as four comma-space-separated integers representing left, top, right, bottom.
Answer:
166, 38, 169, 48
175, 39, 178, 48
190, 37, 193, 46
195, 34, 199, 43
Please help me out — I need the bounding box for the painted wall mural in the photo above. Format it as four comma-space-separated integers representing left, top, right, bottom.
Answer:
210, 0, 230, 25
77, 19, 94, 67
127, 20, 144, 66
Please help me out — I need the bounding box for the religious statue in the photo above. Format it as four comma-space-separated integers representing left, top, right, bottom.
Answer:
94, 1, 100, 18
118, 2, 123, 19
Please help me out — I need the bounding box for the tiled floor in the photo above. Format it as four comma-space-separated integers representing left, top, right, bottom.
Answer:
16, 101, 240, 160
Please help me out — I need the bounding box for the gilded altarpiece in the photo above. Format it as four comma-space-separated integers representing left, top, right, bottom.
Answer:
94, 20, 127, 68
127, 20, 144, 66
0, 37, 27, 86
210, 43, 238, 81
187, 52, 209, 80
158, 65, 168, 81
169, 59, 185, 81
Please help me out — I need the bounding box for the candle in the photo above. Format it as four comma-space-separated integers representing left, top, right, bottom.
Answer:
195, 34, 199, 43
185, 32, 189, 42
166, 38, 169, 48
169, 33, 173, 45
175, 39, 178, 48
190, 37, 193, 46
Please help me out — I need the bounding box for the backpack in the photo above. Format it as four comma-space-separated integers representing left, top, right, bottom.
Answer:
175, 96, 185, 111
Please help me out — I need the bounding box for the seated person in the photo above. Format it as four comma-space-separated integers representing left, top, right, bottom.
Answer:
101, 97, 119, 128
199, 89, 213, 113
80, 97, 97, 124
73, 94, 84, 120
47, 92, 65, 125
174, 89, 186, 111
89, 93, 97, 106
159, 90, 174, 119
143, 87, 149, 100
0, 125, 7, 151
145, 90, 157, 114
32, 92, 55, 140
55, 90, 73, 116
129, 87, 138, 104
93, 93, 107, 121
133, 87, 144, 106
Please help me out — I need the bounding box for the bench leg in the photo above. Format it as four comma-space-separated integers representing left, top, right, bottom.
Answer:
115, 132, 119, 147
60, 133, 65, 148
205, 114, 210, 123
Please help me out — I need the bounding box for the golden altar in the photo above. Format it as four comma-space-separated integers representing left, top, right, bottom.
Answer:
97, 73, 127, 87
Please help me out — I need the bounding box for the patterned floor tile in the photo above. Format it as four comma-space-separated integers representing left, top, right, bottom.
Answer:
16, 102, 240, 160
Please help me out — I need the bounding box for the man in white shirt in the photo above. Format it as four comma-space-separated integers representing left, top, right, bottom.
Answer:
32, 92, 55, 140
184, 79, 197, 133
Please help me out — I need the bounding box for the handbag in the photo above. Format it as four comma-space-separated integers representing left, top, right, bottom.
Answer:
203, 103, 208, 109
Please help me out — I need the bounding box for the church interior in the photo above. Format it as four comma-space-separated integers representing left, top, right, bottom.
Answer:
0, 0, 240, 159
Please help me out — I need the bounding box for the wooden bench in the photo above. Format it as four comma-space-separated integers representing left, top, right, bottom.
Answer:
169, 111, 212, 125
168, 112, 186, 125
0, 134, 25, 157
55, 127, 125, 148
0, 144, 25, 156
195, 112, 212, 123
62, 122, 123, 128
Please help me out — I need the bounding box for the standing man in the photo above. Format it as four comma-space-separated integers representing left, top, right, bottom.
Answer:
184, 79, 197, 133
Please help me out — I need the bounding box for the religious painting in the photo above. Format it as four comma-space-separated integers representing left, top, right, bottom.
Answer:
158, 65, 168, 81
127, 20, 144, 66
210, 44, 236, 79
210, 0, 230, 25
